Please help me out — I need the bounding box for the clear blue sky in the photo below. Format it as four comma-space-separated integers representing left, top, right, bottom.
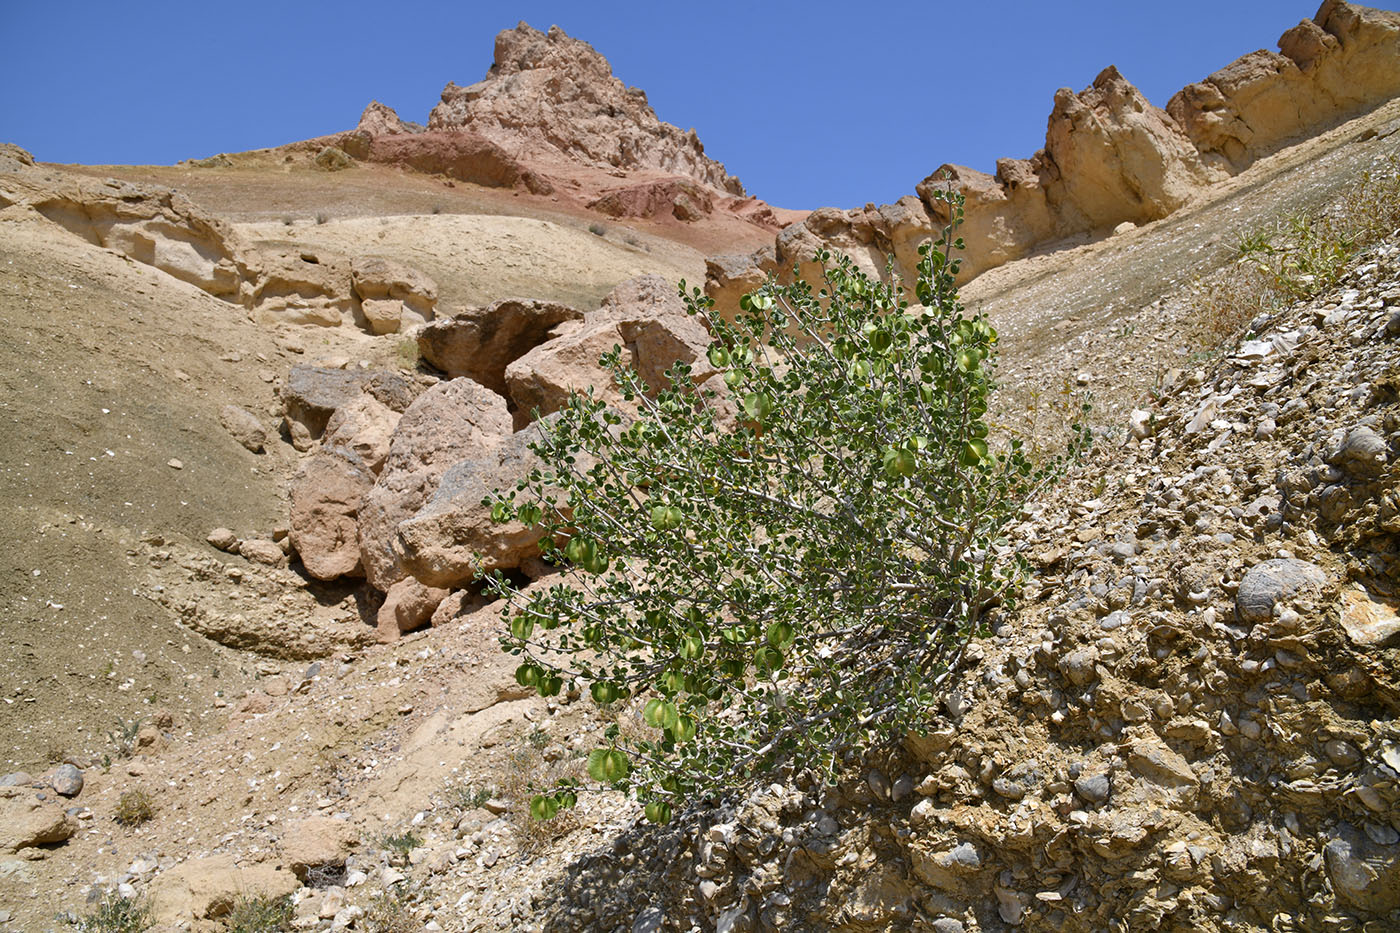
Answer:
4, 0, 1392, 210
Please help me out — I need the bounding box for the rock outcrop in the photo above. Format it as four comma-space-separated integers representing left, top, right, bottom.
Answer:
357, 379, 513, 591
320, 25, 789, 230
418, 298, 584, 395
428, 23, 742, 195
505, 274, 715, 429
0, 148, 444, 334
1169, 0, 1400, 171
709, 1, 1400, 308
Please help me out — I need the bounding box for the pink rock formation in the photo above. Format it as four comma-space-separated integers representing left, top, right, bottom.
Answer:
428, 23, 743, 195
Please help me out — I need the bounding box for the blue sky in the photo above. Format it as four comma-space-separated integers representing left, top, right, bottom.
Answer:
4, 1, 1393, 210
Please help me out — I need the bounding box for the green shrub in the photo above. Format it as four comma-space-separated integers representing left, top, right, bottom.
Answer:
69, 892, 154, 933
486, 190, 1084, 820
225, 892, 293, 933
376, 830, 421, 856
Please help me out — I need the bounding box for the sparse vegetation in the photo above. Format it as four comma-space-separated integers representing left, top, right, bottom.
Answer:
315, 212, 329, 225
376, 829, 421, 856
113, 788, 155, 826
68, 892, 154, 933
360, 886, 416, 933
499, 740, 580, 851
486, 189, 1085, 820
394, 336, 419, 370
443, 780, 492, 811
224, 892, 294, 933
588, 222, 606, 236
107, 719, 142, 758
1193, 153, 1400, 346
431, 203, 444, 215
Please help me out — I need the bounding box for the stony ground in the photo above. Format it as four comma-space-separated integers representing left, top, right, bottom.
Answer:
0, 101, 1397, 933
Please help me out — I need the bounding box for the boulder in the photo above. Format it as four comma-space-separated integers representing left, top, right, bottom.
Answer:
321, 394, 400, 475
219, 405, 266, 453
392, 424, 555, 588
239, 538, 285, 567
704, 247, 772, 321
430, 588, 492, 626
289, 446, 377, 581
1235, 558, 1329, 626
418, 298, 583, 394
376, 578, 451, 640
281, 366, 418, 442
281, 816, 358, 879
149, 854, 298, 924
358, 378, 513, 591
207, 527, 239, 551
351, 255, 439, 329
49, 764, 83, 797
1324, 822, 1400, 914
505, 275, 715, 429
0, 787, 77, 852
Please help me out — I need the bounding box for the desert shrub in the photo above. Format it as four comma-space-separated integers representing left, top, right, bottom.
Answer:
588, 222, 606, 236
485, 190, 1084, 821
113, 788, 155, 827
443, 780, 492, 811
69, 892, 154, 933
376, 830, 421, 856
360, 886, 416, 933
224, 892, 293, 933
1194, 153, 1400, 346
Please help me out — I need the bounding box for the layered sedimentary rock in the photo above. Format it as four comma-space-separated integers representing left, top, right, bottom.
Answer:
0, 146, 442, 333
708, 1, 1400, 308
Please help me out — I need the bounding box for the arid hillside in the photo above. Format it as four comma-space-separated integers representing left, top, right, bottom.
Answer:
0, 4, 1397, 933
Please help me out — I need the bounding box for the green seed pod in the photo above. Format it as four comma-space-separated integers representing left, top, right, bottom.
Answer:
529, 794, 559, 821
707, 345, 730, 367
514, 664, 540, 688
679, 631, 704, 660
510, 616, 534, 641
643, 698, 667, 727
644, 801, 672, 824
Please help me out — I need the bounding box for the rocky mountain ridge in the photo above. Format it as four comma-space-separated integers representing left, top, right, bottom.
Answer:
705, 0, 1400, 312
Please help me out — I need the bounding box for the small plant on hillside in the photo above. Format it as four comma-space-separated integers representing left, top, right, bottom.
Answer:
484, 189, 1086, 822
225, 892, 293, 933
588, 222, 606, 237
376, 830, 421, 857
394, 336, 419, 371
68, 891, 154, 933
443, 780, 492, 811
360, 886, 416, 933
107, 719, 141, 758
113, 788, 155, 827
